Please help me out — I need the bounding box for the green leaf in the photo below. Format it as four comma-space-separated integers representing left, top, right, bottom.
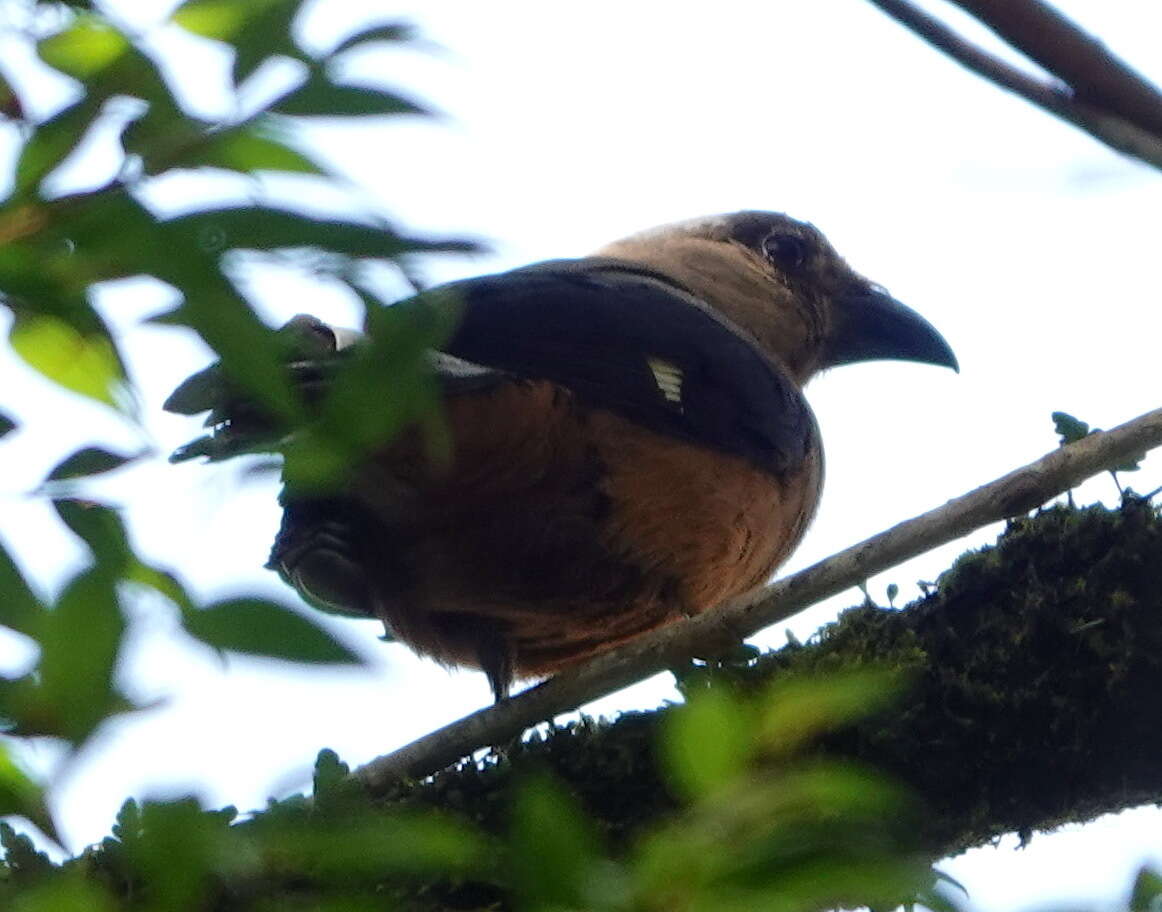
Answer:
312, 748, 350, 799
38, 17, 130, 80
230, 0, 304, 84
1052, 410, 1090, 446
162, 205, 437, 258
283, 291, 457, 487
45, 445, 143, 482
119, 104, 208, 176
1131, 865, 1162, 912
0, 537, 46, 636
0, 742, 57, 844
185, 121, 325, 175
328, 21, 417, 57
509, 776, 608, 909
0, 820, 54, 879
183, 597, 363, 665
38, 189, 163, 284
13, 98, 103, 196
258, 810, 485, 881
273, 79, 427, 118
126, 563, 196, 612
171, 0, 251, 41
148, 275, 301, 424
663, 687, 752, 800
0, 876, 117, 912
0, 411, 14, 438
53, 498, 132, 573
0, 70, 25, 120
173, 0, 306, 83
123, 799, 236, 911
758, 669, 902, 755
9, 314, 123, 408
9, 567, 131, 743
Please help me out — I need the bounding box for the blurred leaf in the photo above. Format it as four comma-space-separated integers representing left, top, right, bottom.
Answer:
258, 810, 485, 881
663, 687, 752, 800
7, 875, 117, 912
52, 499, 131, 573
757, 669, 902, 756
9, 314, 122, 409
0, 537, 46, 636
39, 17, 174, 110
171, 0, 250, 41
126, 563, 196, 612
273, 79, 426, 118
173, 0, 307, 84
0, 820, 53, 879
284, 291, 457, 487
1052, 410, 1090, 446
34, 190, 161, 285
229, 0, 303, 84
0, 71, 24, 120
162, 205, 440, 258
37, 17, 130, 80
312, 748, 350, 798
110, 796, 142, 843
0, 743, 57, 845
150, 278, 301, 425
182, 597, 363, 665
0, 412, 15, 438
12, 99, 102, 196
634, 760, 920, 912
329, 21, 417, 57
109, 799, 238, 911
886, 582, 899, 606
120, 104, 207, 176
509, 775, 609, 909
185, 120, 325, 175
7, 567, 130, 743
45, 445, 143, 482
1132, 866, 1162, 912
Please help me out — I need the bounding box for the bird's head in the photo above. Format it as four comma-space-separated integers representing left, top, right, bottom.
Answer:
597, 210, 957, 384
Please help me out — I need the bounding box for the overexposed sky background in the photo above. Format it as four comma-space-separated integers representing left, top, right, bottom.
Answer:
1, 0, 1161, 908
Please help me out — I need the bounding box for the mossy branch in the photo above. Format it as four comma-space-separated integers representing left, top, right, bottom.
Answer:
356, 406, 1162, 793
379, 496, 1162, 864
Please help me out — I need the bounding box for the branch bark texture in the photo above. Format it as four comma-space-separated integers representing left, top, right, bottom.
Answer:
356, 406, 1162, 792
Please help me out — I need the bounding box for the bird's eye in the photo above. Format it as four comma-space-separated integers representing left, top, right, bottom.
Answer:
762, 233, 809, 271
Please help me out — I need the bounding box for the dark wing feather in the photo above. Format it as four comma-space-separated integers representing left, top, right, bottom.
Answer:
165, 259, 814, 476
437, 257, 814, 476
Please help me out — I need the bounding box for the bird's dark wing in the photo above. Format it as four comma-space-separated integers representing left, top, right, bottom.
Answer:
435, 257, 815, 476
165, 259, 815, 476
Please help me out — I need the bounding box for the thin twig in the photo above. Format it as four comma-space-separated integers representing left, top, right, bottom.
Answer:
951, 0, 1162, 137
865, 0, 1162, 171
355, 406, 1162, 793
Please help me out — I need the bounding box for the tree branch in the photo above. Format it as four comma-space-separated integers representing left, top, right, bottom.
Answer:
378, 495, 1162, 870
865, 0, 1162, 171
355, 406, 1162, 793
951, 0, 1162, 137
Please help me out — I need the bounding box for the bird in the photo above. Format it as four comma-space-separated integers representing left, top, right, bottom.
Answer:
165, 211, 957, 702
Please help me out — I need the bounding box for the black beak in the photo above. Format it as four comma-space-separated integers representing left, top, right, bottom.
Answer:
825, 284, 958, 372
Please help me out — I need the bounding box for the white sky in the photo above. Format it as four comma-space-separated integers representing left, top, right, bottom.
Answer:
1, 0, 1161, 908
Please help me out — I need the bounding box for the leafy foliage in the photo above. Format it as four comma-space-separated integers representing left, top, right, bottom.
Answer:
0, 678, 957, 911
0, 0, 468, 847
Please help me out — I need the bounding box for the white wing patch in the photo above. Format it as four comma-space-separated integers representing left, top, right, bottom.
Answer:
647, 356, 684, 409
